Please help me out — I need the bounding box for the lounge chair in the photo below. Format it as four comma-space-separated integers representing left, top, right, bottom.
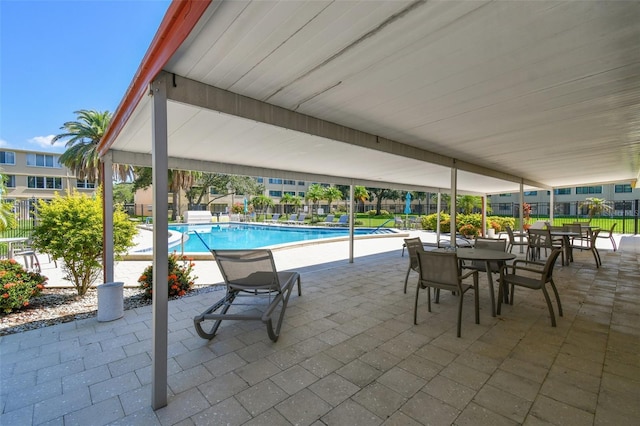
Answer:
319, 214, 335, 226
269, 213, 281, 224
330, 214, 349, 227
284, 213, 298, 224
194, 249, 301, 342
292, 213, 307, 225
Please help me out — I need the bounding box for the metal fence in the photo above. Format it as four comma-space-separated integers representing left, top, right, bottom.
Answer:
0, 199, 37, 258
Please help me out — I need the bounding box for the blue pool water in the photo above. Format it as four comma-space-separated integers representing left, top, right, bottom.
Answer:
168, 223, 395, 252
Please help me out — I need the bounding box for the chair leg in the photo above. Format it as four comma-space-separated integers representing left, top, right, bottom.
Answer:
404, 267, 411, 294
541, 286, 557, 327
414, 283, 421, 325
549, 278, 563, 317
591, 248, 600, 268
610, 236, 616, 251
497, 281, 504, 315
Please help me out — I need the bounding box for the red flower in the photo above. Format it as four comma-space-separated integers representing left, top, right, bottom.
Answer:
2, 293, 9, 299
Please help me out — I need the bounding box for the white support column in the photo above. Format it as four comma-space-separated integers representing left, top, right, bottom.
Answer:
482, 195, 488, 237
349, 184, 354, 263
102, 153, 114, 283
436, 193, 442, 243
450, 166, 457, 247
549, 189, 555, 224
519, 181, 525, 252
151, 77, 169, 410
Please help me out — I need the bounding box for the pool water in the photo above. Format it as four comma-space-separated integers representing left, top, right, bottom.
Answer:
168, 223, 395, 252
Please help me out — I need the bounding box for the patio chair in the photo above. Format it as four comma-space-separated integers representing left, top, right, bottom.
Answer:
596, 223, 617, 251
12, 240, 41, 273
498, 248, 563, 327
284, 213, 298, 224
527, 228, 564, 265
320, 214, 335, 226
194, 249, 301, 342
403, 237, 424, 294
269, 213, 281, 224
461, 237, 508, 312
505, 226, 527, 254
415, 250, 479, 337
331, 214, 349, 227
569, 228, 602, 268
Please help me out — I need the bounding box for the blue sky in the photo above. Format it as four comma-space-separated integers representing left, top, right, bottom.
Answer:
0, 0, 171, 153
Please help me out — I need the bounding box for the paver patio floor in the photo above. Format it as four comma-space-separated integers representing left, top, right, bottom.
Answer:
1, 233, 638, 425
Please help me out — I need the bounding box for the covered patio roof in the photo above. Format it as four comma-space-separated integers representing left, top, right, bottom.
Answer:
99, 0, 640, 194
96, 0, 640, 409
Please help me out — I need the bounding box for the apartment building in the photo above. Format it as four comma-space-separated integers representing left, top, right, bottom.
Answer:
0, 148, 95, 207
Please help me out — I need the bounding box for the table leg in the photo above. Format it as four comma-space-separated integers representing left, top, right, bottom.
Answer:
484, 261, 496, 317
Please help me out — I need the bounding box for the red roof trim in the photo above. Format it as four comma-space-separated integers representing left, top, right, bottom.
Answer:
99, 0, 211, 155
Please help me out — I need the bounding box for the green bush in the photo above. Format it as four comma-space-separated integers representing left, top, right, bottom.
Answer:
421, 213, 451, 232
138, 253, 197, 300
0, 259, 47, 313
32, 189, 137, 296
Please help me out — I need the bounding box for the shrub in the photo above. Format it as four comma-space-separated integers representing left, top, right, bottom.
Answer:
421, 213, 451, 231
31, 189, 137, 296
0, 259, 47, 313
138, 253, 197, 300
458, 223, 479, 238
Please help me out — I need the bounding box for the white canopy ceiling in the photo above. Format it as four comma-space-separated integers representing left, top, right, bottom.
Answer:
101, 0, 640, 194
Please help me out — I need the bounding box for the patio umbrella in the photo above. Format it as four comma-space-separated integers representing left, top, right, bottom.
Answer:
243, 198, 248, 214
404, 192, 412, 229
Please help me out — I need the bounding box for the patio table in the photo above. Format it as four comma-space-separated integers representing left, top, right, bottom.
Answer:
549, 231, 580, 266
436, 247, 516, 317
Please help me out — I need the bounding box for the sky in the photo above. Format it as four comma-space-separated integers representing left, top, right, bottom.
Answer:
0, 0, 171, 153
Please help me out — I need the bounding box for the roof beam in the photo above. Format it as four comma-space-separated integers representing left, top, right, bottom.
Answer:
162, 71, 548, 190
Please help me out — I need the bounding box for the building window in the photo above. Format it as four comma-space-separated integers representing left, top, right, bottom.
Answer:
268, 178, 282, 184
3, 175, 16, 188
283, 180, 295, 185
284, 191, 296, 196
27, 176, 62, 189
298, 181, 305, 186
498, 193, 512, 197
0, 151, 16, 165
76, 179, 96, 189
320, 183, 329, 187
614, 184, 632, 193
26, 153, 61, 168
524, 191, 537, 196
298, 192, 305, 197
209, 187, 219, 195
554, 188, 571, 195
575, 186, 602, 194
256, 177, 263, 183
269, 190, 282, 197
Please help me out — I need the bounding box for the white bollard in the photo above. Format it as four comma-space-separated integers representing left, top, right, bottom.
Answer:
97, 281, 124, 322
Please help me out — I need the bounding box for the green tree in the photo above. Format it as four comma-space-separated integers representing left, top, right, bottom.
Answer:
366, 187, 401, 215
354, 186, 369, 212
279, 193, 302, 217
132, 167, 201, 220
31, 189, 137, 296
185, 174, 262, 207
457, 195, 482, 214
579, 197, 612, 218
323, 186, 343, 214
305, 184, 325, 221
0, 172, 17, 231
113, 182, 134, 204
52, 110, 132, 182
251, 194, 274, 218
412, 191, 427, 215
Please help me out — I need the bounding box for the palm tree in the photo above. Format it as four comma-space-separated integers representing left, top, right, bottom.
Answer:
324, 186, 342, 214
457, 195, 482, 214
305, 184, 325, 221
52, 110, 132, 183
354, 186, 369, 212
251, 194, 274, 219
580, 197, 612, 218
279, 193, 297, 217
169, 170, 200, 220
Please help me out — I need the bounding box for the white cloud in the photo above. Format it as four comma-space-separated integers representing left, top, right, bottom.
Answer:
28, 135, 66, 152
0, 139, 7, 147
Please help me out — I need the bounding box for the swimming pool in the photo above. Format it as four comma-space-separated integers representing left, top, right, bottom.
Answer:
165, 223, 396, 252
